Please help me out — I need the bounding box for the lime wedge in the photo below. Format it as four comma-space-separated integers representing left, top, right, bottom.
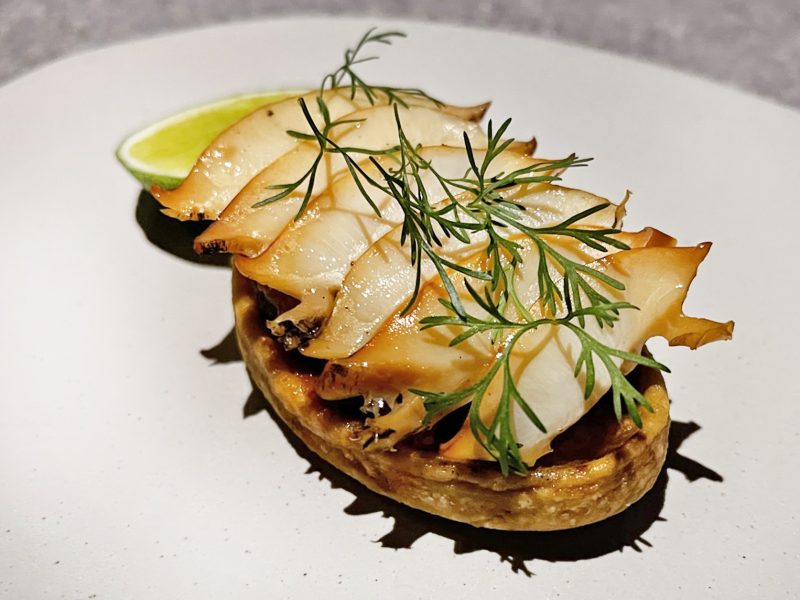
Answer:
116, 90, 303, 190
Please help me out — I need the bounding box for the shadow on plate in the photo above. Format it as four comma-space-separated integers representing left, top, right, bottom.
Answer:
201, 328, 723, 576
135, 190, 229, 267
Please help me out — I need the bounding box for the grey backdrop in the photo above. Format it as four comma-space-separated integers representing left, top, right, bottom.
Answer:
1, 0, 798, 109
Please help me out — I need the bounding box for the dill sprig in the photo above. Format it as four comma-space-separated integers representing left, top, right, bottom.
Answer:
370, 110, 624, 319
319, 28, 442, 108
251, 96, 395, 215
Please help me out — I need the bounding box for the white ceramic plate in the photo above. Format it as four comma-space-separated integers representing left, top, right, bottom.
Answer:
2, 16, 798, 599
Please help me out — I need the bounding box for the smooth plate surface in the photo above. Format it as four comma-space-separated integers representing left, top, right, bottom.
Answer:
1, 16, 798, 599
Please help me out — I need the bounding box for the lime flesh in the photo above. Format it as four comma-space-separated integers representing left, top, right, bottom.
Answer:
116, 90, 302, 190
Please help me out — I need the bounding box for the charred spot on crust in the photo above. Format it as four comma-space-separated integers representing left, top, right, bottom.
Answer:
268, 317, 324, 351
196, 239, 229, 255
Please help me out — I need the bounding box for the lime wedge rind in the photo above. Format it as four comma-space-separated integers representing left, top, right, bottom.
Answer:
113, 157, 184, 191
116, 90, 304, 190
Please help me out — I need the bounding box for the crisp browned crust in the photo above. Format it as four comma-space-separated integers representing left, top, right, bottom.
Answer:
233, 269, 670, 531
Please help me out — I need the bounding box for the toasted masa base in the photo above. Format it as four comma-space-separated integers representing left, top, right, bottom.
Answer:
233, 269, 670, 531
